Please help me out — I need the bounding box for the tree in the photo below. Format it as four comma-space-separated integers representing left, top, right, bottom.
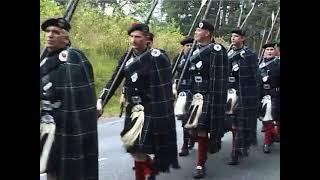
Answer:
162, 0, 201, 35
41, 0, 185, 116
160, 0, 280, 52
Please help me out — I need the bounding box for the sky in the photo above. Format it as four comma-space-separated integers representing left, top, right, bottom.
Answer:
103, 0, 165, 22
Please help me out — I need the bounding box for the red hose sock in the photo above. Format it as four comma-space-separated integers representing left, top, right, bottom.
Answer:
264, 121, 275, 145
231, 129, 237, 156
134, 161, 145, 180
197, 136, 208, 167
143, 155, 155, 177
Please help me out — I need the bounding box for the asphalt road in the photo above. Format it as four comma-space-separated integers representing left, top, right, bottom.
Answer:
97, 117, 280, 180
40, 117, 280, 180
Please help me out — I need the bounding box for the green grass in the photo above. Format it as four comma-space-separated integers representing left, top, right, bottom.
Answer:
88, 52, 124, 117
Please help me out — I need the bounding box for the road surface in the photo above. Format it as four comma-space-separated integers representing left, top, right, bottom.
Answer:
40, 117, 280, 180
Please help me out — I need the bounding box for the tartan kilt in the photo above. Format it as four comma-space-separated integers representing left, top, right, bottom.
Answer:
48, 122, 98, 180
182, 90, 221, 133
123, 102, 154, 154
186, 91, 226, 138
183, 90, 226, 154
123, 102, 178, 156
122, 92, 178, 173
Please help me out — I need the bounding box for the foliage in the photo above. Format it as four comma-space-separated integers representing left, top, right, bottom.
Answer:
162, 0, 280, 53
40, 0, 184, 117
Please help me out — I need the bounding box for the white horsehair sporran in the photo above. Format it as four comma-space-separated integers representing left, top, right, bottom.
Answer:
40, 115, 56, 174
184, 93, 204, 129
259, 95, 273, 121
174, 91, 187, 116
121, 104, 145, 149
225, 88, 239, 115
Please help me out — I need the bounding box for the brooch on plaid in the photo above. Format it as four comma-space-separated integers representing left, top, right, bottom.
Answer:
59, 50, 68, 62
214, 44, 222, 51
151, 49, 161, 57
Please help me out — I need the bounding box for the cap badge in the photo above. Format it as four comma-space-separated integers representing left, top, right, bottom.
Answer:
199, 22, 204, 28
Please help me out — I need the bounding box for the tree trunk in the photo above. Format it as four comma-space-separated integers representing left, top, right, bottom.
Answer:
220, 3, 224, 27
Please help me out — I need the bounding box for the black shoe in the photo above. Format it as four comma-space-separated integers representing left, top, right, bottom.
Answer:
217, 140, 222, 150
242, 148, 250, 157
146, 173, 156, 180
188, 139, 195, 149
171, 160, 181, 169
263, 144, 272, 153
228, 154, 239, 165
252, 138, 258, 146
179, 148, 189, 156
193, 166, 206, 179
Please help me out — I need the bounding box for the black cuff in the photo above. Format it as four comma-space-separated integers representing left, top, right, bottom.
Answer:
122, 87, 127, 94
99, 88, 109, 100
